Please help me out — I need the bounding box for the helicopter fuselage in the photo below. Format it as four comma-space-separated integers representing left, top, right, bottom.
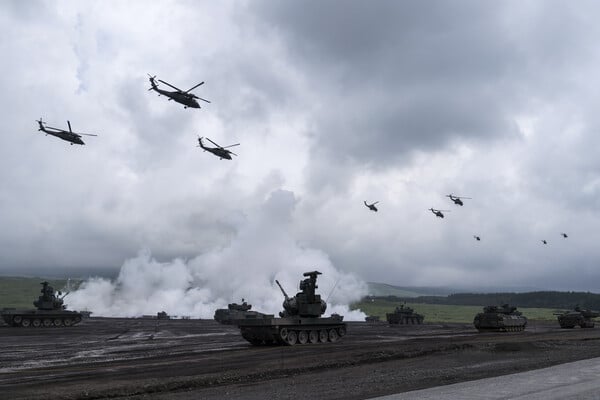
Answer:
150, 86, 200, 108
39, 127, 85, 145
202, 146, 232, 160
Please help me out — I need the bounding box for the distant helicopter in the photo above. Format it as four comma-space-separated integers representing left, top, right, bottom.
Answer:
197, 137, 239, 160
36, 118, 97, 145
446, 194, 471, 206
364, 201, 379, 212
542, 240, 548, 245
473, 235, 481, 241
429, 208, 450, 218
148, 74, 210, 109
561, 233, 568, 238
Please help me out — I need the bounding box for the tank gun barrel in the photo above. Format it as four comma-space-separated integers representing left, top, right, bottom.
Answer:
275, 280, 290, 301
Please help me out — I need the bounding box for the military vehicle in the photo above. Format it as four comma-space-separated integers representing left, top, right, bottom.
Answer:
365, 315, 381, 322
214, 300, 272, 325
386, 304, 424, 325
473, 304, 527, 332
556, 306, 599, 329
1, 282, 82, 327
234, 271, 347, 345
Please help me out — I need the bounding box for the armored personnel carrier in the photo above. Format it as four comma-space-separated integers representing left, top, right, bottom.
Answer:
386, 304, 424, 325
214, 300, 272, 325
235, 271, 347, 346
473, 304, 527, 332
1, 281, 82, 327
556, 306, 599, 328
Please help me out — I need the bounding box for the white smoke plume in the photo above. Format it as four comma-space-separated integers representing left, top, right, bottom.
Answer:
68, 190, 367, 320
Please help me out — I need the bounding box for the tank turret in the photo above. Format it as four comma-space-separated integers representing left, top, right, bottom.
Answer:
276, 271, 327, 318
33, 281, 66, 311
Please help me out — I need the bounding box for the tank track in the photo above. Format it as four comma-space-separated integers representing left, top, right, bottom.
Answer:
2, 313, 82, 328
475, 325, 526, 332
241, 324, 347, 346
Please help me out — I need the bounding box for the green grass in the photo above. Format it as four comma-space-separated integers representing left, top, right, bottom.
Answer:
0, 277, 80, 309
352, 298, 561, 323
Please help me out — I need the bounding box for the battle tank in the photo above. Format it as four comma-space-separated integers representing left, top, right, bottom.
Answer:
235, 271, 347, 346
473, 304, 527, 332
214, 300, 272, 325
386, 304, 424, 325
1, 281, 82, 328
555, 306, 599, 328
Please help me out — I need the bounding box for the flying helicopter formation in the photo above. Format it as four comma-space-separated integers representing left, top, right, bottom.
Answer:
37, 75, 240, 159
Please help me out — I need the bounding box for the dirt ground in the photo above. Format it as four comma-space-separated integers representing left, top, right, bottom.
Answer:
2, 318, 600, 400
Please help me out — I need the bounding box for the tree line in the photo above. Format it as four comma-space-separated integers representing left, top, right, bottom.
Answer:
370, 291, 600, 310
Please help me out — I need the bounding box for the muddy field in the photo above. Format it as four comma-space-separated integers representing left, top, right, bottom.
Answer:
2, 318, 600, 400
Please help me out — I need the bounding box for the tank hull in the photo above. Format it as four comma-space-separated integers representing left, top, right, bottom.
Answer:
473, 314, 527, 332
386, 312, 424, 325
1, 309, 83, 327
213, 309, 273, 325
236, 316, 347, 346
557, 312, 597, 329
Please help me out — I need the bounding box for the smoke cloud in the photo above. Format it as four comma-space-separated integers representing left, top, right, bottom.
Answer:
68, 190, 367, 320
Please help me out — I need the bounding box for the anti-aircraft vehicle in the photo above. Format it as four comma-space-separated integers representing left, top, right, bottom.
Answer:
197, 137, 239, 160
36, 119, 97, 145
148, 74, 210, 109
233, 271, 346, 346
1, 281, 82, 327
364, 201, 379, 212
446, 194, 471, 206
429, 208, 450, 218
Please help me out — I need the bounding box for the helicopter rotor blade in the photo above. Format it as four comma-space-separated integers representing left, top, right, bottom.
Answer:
228, 151, 238, 156
205, 137, 221, 148
222, 143, 240, 149
157, 79, 183, 92
197, 97, 211, 103
78, 133, 98, 137
67, 120, 72, 133
184, 81, 204, 93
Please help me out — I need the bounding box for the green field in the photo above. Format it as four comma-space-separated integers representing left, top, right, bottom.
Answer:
352, 298, 561, 323
0, 277, 79, 309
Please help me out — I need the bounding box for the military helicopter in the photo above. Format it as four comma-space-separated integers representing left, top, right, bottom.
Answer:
541, 240, 548, 245
36, 118, 97, 145
446, 194, 471, 206
561, 233, 568, 238
197, 137, 239, 160
148, 74, 210, 109
364, 201, 379, 212
473, 235, 481, 241
429, 208, 450, 218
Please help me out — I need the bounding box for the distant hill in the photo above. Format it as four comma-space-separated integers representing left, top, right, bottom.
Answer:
366, 282, 456, 297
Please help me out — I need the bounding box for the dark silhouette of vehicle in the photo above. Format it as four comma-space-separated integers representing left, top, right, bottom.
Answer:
214, 300, 271, 325
542, 240, 548, 245
446, 194, 471, 206
148, 74, 210, 109
198, 137, 239, 160
561, 232, 568, 238
555, 306, 599, 328
473, 304, 527, 332
429, 208, 450, 218
474, 235, 481, 241
234, 271, 347, 346
1, 282, 82, 327
36, 118, 97, 145
365, 315, 381, 322
386, 304, 424, 325
364, 201, 379, 212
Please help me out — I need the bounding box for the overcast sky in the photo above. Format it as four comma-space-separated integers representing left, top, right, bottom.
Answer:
2, 0, 600, 299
